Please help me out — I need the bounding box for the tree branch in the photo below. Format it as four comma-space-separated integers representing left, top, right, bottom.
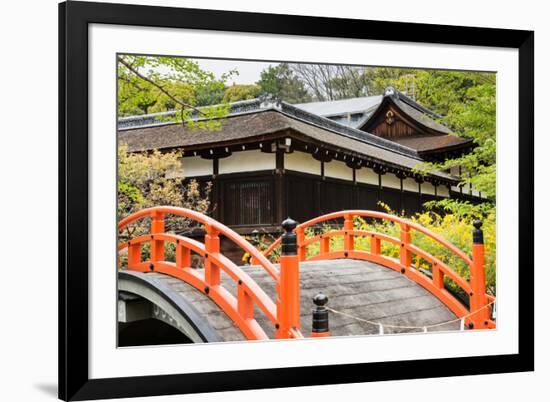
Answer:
118, 56, 204, 117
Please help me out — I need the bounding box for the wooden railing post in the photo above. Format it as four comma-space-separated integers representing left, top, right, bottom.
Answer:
277, 217, 300, 339
175, 241, 191, 269
237, 283, 254, 321
470, 220, 489, 329
204, 224, 220, 288
311, 293, 330, 337
296, 226, 306, 261
320, 234, 330, 257
399, 223, 411, 276
432, 261, 444, 289
344, 213, 354, 255
127, 242, 141, 269
370, 234, 381, 255
150, 211, 165, 268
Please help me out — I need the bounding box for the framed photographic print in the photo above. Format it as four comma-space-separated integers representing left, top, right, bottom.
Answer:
59, 1, 534, 400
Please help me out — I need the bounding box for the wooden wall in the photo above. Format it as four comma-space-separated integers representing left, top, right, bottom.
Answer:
191, 170, 452, 231
188, 170, 478, 265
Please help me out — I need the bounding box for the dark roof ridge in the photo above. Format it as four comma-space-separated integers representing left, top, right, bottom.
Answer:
118, 95, 423, 160
275, 101, 422, 160
384, 86, 442, 119
118, 98, 264, 130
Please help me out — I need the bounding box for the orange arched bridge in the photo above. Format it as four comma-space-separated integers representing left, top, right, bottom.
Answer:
117, 207, 495, 343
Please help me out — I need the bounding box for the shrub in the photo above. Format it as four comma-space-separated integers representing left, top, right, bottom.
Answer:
252, 202, 496, 296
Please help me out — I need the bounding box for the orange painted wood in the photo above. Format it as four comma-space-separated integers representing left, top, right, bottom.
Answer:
344, 213, 354, 252
204, 229, 220, 287
262, 210, 492, 331
119, 206, 279, 280
117, 207, 301, 340
150, 211, 165, 263
277, 254, 301, 339
470, 243, 490, 329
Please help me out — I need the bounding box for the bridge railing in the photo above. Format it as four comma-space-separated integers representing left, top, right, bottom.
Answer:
262, 210, 495, 330
118, 206, 304, 340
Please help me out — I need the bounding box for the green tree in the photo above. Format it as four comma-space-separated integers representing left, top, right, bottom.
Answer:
222, 84, 261, 103
407, 71, 496, 202
361, 67, 497, 206
118, 55, 233, 130
118, 144, 212, 238
256, 64, 312, 103
194, 82, 227, 106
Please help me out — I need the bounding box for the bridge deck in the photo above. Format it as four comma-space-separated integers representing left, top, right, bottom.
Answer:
141, 259, 460, 342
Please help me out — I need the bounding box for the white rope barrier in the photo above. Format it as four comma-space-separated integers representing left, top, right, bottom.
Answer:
326, 299, 496, 331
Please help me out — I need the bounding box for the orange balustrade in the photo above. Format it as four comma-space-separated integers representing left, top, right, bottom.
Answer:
118, 206, 304, 340
119, 207, 494, 341
263, 210, 495, 330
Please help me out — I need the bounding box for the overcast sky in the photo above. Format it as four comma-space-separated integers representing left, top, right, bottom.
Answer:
191, 58, 276, 85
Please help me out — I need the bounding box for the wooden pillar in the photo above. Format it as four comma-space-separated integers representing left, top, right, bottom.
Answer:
277, 218, 300, 339
416, 177, 423, 212
211, 158, 220, 221
469, 220, 490, 329
352, 167, 357, 208
398, 173, 405, 213
275, 149, 285, 226
378, 172, 382, 203
315, 180, 322, 217
375, 166, 385, 211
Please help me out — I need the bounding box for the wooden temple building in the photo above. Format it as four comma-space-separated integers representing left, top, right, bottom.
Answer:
118, 87, 484, 259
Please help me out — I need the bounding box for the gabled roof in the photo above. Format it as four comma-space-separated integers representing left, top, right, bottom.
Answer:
358, 87, 451, 134
292, 88, 444, 129
357, 87, 473, 156
119, 97, 418, 158
294, 95, 382, 119
118, 98, 457, 183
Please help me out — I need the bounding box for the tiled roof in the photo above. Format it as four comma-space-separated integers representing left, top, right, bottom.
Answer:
119, 109, 456, 182
392, 135, 472, 153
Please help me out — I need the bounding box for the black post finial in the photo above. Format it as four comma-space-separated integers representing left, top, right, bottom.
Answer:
251, 229, 260, 246
473, 219, 484, 244
312, 293, 329, 334
281, 217, 297, 256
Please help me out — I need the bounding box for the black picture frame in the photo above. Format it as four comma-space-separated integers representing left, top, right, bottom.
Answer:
59, 1, 534, 400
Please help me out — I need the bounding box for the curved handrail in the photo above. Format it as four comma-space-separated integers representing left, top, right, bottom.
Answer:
117, 206, 304, 340
119, 206, 279, 280
262, 210, 493, 330
264, 210, 471, 266
305, 210, 472, 264
120, 233, 277, 323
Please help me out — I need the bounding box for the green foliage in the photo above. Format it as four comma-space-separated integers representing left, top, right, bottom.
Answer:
364, 68, 497, 204
251, 203, 496, 296
194, 82, 226, 106
256, 64, 312, 103
315, 205, 494, 296
117, 145, 212, 239
118, 55, 233, 130
327, 67, 370, 99
257, 64, 496, 208
222, 84, 261, 103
